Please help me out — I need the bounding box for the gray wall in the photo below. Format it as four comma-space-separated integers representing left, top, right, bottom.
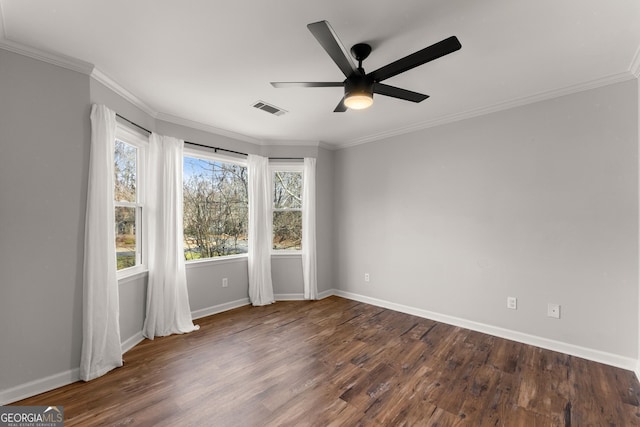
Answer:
186, 258, 249, 312
333, 79, 639, 358
271, 256, 304, 296
0, 49, 90, 390
118, 274, 147, 344
317, 146, 335, 294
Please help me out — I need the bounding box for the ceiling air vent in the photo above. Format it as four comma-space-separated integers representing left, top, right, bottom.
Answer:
252, 100, 287, 116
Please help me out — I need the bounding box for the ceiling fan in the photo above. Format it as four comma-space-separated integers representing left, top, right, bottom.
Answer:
271, 20, 461, 112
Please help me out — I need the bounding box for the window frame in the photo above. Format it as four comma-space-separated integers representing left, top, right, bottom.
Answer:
114, 123, 148, 279
182, 147, 249, 264
270, 162, 304, 255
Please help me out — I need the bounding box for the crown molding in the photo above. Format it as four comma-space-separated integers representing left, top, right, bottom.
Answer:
318, 141, 338, 150
155, 112, 263, 145
90, 68, 157, 117
0, 38, 94, 75
336, 71, 636, 150
260, 139, 339, 150
91, 69, 268, 146
261, 139, 321, 147
0, 37, 323, 150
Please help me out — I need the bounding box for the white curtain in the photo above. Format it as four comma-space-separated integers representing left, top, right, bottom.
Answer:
80, 104, 123, 381
143, 133, 199, 338
302, 158, 318, 299
247, 154, 274, 306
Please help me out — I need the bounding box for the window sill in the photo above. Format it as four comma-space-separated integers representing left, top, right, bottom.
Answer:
185, 253, 248, 269
117, 267, 148, 284
271, 251, 302, 258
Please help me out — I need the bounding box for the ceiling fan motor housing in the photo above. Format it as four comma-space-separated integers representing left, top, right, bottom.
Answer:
345, 74, 374, 98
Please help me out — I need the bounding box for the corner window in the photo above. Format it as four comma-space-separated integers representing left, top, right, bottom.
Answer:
114, 125, 147, 272
183, 151, 248, 261
271, 164, 303, 251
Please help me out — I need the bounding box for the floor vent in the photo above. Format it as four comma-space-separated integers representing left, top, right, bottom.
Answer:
252, 100, 287, 116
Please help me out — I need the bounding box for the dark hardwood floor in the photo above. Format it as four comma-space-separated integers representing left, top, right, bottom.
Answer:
12, 296, 640, 426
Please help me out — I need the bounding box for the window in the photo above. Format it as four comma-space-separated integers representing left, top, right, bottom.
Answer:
271, 164, 303, 251
114, 125, 146, 272
183, 150, 248, 261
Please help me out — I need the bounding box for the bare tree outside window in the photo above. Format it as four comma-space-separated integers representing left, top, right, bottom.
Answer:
183, 156, 248, 260
114, 140, 138, 270
273, 170, 302, 250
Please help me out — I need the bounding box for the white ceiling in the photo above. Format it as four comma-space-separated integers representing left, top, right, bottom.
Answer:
1, 1, 639, 147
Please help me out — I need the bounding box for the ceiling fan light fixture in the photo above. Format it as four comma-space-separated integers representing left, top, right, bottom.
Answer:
344, 79, 374, 110
344, 93, 374, 110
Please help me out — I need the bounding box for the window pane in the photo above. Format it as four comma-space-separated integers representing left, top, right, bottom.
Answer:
183, 156, 248, 260
114, 140, 137, 203
273, 210, 302, 250
115, 206, 137, 270
273, 171, 302, 209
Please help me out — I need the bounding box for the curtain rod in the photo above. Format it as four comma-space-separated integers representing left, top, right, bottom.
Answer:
116, 114, 152, 134
184, 141, 248, 157
116, 113, 303, 160
116, 113, 246, 157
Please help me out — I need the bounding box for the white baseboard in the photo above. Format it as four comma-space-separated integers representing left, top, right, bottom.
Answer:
191, 298, 250, 320
0, 368, 80, 406
275, 293, 304, 300
318, 288, 336, 299
275, 289, 336, 301
1, 331, 143, 405
121, 332, 145, 354
334, 289, 638, 372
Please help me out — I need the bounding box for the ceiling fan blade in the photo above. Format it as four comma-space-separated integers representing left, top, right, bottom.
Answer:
271, 82, 344, 88
370, 36, 461, 82
373, 83, 429, 102
307, 20, 357, 78
334, 97, 347, 112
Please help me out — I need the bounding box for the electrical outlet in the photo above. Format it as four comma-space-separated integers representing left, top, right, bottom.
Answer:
222, 278, 228, 288
507, 296, 517, 310
547, 303, 560, 319
364, 273, 370, 282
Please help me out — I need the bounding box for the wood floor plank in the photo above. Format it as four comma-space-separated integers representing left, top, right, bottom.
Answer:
10, 296, 640, 426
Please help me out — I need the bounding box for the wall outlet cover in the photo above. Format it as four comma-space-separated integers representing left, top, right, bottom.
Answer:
547, 303, 560, 319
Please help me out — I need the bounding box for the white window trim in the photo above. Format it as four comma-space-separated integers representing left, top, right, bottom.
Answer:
115, 123, 148, 280
183, 146, 246, 167
270, 162, 303, 255
183, 148, 248, 263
